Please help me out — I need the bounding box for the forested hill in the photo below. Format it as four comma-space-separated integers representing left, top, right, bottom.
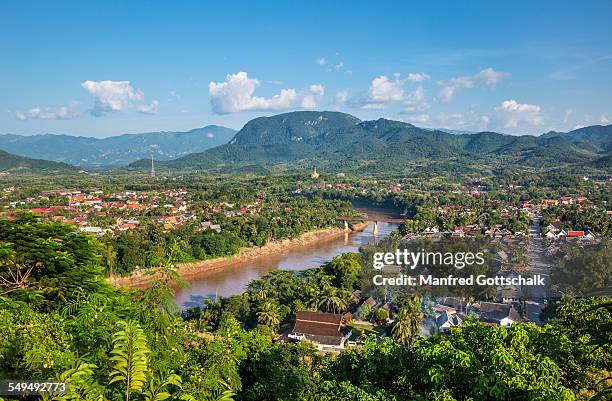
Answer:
0, 149, 77, 172
0, 125, 236, 167
128, 111, 612, 174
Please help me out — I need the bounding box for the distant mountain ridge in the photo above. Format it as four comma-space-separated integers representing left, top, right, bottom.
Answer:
0, 149, 76, 172
0, 125, 236, 167
129, 111, 611, 174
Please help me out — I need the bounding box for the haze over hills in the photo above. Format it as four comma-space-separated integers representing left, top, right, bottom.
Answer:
0, 149, 76, 172
129, 111, 612, 174
0, 125, 236, 167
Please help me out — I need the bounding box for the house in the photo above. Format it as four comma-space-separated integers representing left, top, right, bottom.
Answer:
288, 311, 350, 352
545, 231, 558, 239
442, 297, 469, 312
472, 302, 521, 327
363, 296, 378, 309
566, 230, 585, 238
436, 310, 463, 333
500, 287, 521, 304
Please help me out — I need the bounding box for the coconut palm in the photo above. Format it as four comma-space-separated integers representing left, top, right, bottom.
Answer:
318, 287, 348, 314
257, 301, 280, 330
391, 300, 423, 346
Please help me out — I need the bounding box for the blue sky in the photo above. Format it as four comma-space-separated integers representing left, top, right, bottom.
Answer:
1, 1, 611, 137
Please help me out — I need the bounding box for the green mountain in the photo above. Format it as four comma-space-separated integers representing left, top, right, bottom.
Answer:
0, 149, 76, 172
0, 125, 236, 167
128, 112, 612, 174
230, 111, 361, 145
540, 124, 612, 153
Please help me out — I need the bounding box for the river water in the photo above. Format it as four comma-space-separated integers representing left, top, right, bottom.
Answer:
174, 206, 401, 308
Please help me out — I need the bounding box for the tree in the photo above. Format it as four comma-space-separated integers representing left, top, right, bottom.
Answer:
0, 214, 105, 307
391, 298, 422, 346
256, 301, 280, 331
323, 253, 363, 290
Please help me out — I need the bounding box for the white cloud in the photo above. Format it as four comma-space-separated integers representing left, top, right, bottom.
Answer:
407, 72, 430, 82
135, 100, 160, 114
601, 114, 610, 124
402, 87, 430, 113
369, 75, 405, 102
208, 72, 323, 114
334, 90, 348, 104
357, 74, 431, 112
81, 80, 157, 116
15, 101, 79, 120
301, 85, 326, 109
495, 99, 543, 129
439, 68, 509, 102
316, 57, 326, 66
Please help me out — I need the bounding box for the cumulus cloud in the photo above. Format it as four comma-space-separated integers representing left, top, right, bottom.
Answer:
439, 68, 509, 102
301, 85, 326, 109
81, 80, 158, 116
369, 75, 405, 102
495, 99, 543, 129
15, 101, 80, 120
601, 114, 610, 124
357, 73, 430, 112
208, 72, 324, 114
316, 57, 326, 66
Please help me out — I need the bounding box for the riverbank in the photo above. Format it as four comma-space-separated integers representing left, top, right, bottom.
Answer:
108, 222, 369, 290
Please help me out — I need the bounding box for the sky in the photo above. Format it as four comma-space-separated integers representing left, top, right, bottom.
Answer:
1, 1, 611, 137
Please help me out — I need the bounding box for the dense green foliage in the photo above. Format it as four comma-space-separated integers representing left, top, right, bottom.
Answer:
0, 193, 610, 400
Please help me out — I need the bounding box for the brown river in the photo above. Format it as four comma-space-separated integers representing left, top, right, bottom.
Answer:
174, 206, 401, 308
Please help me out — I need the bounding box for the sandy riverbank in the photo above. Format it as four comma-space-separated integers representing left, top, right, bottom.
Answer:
108, 222, 369, 290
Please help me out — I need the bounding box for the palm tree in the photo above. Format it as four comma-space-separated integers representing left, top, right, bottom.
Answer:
391, 300, 423, 346
318, 285, 349, 314
247, 279, 271, 301
257, 301, 280, 330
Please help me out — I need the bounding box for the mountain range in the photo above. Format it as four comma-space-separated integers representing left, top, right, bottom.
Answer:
0, 125, 236, 167
0, 149, 76, 172
129, 111, 612, 174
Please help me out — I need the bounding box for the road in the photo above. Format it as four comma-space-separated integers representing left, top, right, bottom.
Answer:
523, 215, 551, 301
